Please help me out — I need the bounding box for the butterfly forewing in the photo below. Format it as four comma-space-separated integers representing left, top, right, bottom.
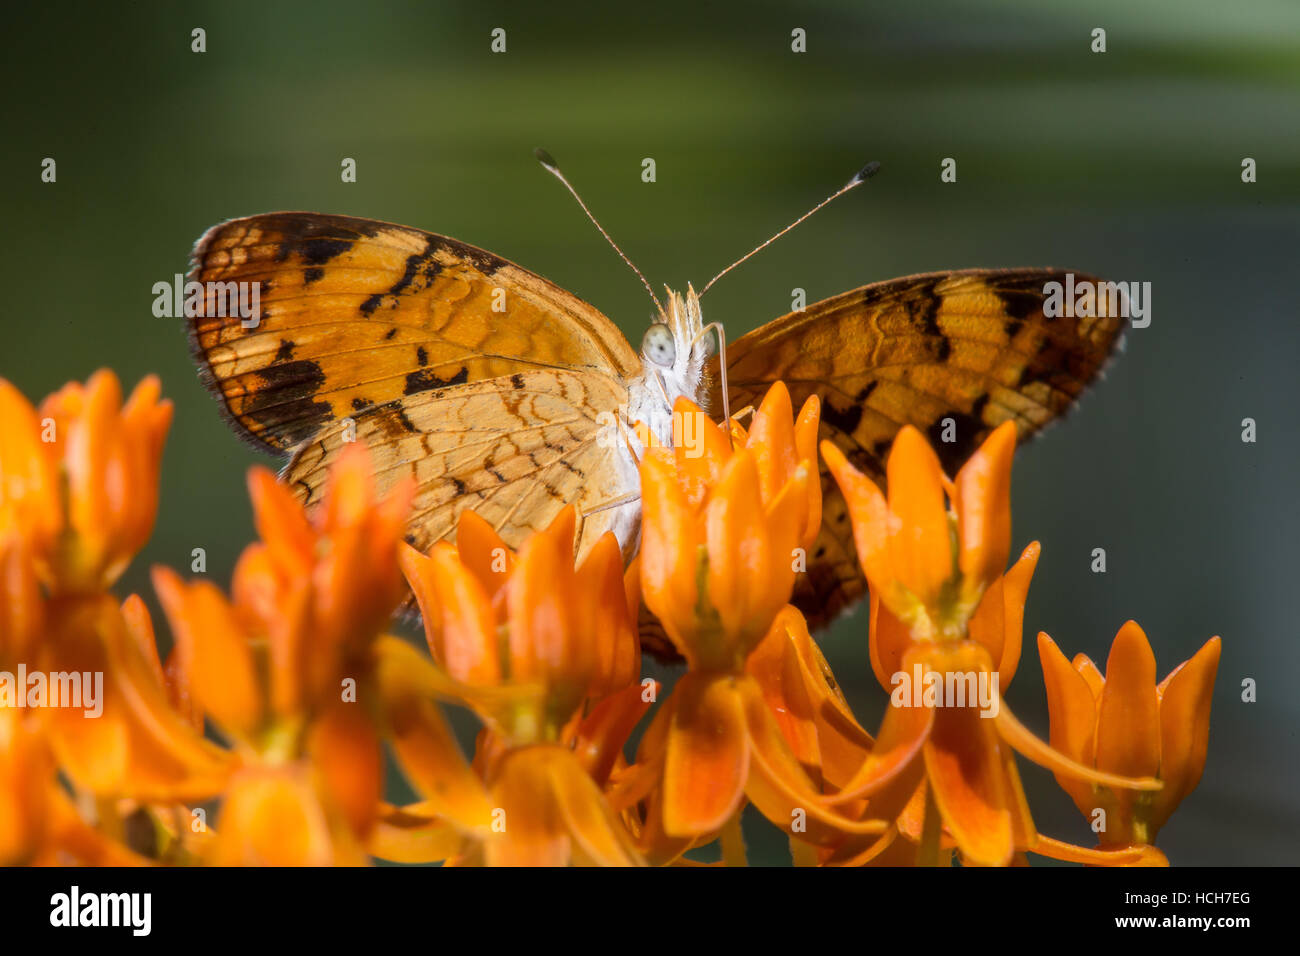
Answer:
713, 268, 1125, 631
187, 212, 639, 452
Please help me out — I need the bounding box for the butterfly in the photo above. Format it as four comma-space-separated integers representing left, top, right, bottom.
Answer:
186, 154, 1124, 660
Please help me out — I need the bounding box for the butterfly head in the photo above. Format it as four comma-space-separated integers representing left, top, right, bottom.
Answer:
641, 284, 710, 389
627, 285, 712, 451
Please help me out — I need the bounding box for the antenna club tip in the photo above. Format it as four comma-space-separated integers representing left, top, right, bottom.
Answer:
849, 160, 882, 185
533, 147, 559, 171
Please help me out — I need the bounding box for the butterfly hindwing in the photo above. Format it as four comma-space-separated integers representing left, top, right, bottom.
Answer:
187, 212, 639, 453
715, 268, 1125, 630
283, 367, 638, 560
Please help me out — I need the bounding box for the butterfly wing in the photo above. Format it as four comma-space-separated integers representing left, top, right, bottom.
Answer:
187, 212, 640, 452
712, 268, 1125, 630
283, 367, 637, 560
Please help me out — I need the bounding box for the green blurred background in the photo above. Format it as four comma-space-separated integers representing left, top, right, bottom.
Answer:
5, 0, 1298, 864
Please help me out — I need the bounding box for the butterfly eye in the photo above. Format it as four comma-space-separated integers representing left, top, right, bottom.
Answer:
641, 322, 677, 367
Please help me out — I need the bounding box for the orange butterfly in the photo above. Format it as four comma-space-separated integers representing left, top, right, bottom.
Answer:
186, 153, 1123, 656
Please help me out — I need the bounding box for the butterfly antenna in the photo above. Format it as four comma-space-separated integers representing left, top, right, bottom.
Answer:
534, 148, 665, 318
699, 160, 881, 297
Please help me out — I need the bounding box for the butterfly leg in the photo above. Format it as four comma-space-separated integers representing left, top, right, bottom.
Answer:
580, 492, 641, 518
576, 491, 642, 552
692, 321, 732, 445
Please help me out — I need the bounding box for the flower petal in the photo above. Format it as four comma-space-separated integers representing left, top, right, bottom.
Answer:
370, 802, 465, 863
1074, 652, 1105, 698
883, 426, 952, 613
739, 678, 891, 844
670, 397, 733, 512
577, 531, 640, 697
152, 566, 263, 737
868, 594, 915, 694
745, 381, 797, 506
995, 702, 1161, 792
453, 508, 514, 600
1095, 621, 1161, 779
922, 704, 1015, 866
509, 506, 581, 690
246, 466, 314, 580
662, 673, 749, 836
825, 688, 932, 807
1152, 636, 1220, 828
706, 452, 777, 649
404, 542, 501, 686
969, 541, 1039, 685
306, 701, 383, 840
1032, 834, 1163, 867
1036, 631, 1098, 811
574, 680, 656, 787
821, 440, 906, 611
793, 396, 823, 547
211, 764, 366, 866
638, 453, 701, 658
0, 380, 61, 553
379, 647, 494, 833
953, 420, 1016, 598
485, 748, 570, 866
547, 750, 644, 866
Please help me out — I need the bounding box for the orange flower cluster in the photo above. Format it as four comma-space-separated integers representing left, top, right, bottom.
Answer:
0, 371, 1220, 866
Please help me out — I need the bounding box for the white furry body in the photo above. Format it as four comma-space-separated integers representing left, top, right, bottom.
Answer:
602, 287, 711, 553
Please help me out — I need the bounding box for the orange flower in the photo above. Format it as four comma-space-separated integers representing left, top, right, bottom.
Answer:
208, 762, 370, 866
413, 678, 661, 864
631, 667, 887, 862
153, 441, 413, 741
830, 637, 1167, 866
1038, 622, 1221, 850
0, 372, 229, 850
479, 680, 659, 865
638, 383, 818, 670
381, 509, 646, 866
627, 383, 881, 858
476, 743, 645, 866
822, 422, 1014, 641
150, 443, 413, 859
824, 423, 1161, 865
0, 707, 152, 866
868, 541, 1041, 694
36, 594, 233, 802
401, 506, 639, 741
368, 637, 495, 862
0, 371, 170, 594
